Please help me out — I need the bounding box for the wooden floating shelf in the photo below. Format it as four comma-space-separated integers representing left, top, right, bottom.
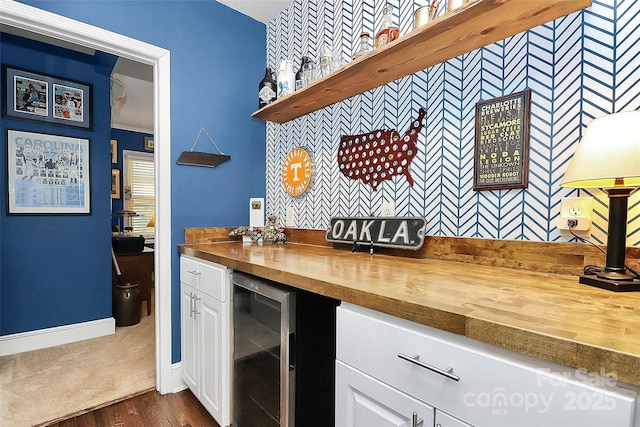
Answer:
252, 0, 592, 124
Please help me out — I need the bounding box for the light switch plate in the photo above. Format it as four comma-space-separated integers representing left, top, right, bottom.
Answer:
249, 197, 264, 227
286, 206, 296, 227
380, 202, 396, 216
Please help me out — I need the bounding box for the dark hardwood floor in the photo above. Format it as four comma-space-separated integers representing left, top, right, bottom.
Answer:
45, 389, 220, 427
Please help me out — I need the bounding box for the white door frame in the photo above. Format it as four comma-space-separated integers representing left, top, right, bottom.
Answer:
0, 0, 173, 394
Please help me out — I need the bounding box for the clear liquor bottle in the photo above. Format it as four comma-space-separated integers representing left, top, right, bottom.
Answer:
375, 5, 399, 48
295, 56, 312, 90
353, 32, 373, 60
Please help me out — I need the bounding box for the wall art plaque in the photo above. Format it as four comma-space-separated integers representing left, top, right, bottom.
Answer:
473, 90, 531, 191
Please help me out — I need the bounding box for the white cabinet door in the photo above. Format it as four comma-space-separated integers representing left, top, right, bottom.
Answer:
436, 410, 474, 427
199, 291, 230, 426
336, 360, 434, 427
181, 255, 232, 427
181, 282, 198, 393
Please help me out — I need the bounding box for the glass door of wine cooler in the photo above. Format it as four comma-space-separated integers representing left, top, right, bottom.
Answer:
232, 272, 295, 427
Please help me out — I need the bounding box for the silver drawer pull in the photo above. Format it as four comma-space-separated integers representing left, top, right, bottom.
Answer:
398, 353, 460, 382
192, 295, 201, 317
187, 270, 201, 276
412, 412, 423, 427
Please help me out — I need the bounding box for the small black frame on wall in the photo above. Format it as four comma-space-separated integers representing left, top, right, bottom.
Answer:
144, 136, 154, 151
473, 89, 531, 191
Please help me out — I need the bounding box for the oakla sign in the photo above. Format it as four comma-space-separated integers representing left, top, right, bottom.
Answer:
325, 216, 427, 251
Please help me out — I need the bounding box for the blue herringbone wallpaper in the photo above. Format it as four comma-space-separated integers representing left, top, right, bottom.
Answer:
265, 0, 640, 246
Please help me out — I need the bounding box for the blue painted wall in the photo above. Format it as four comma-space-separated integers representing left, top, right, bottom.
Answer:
110, 128, 153, 224
14, 1, 267, 363
0, 33, 116, 334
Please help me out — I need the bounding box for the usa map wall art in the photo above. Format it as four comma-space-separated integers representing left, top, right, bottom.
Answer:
338, 108, 426, 191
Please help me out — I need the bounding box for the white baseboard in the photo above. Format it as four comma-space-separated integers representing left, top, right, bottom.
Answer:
0, 317, 115, 356
171, 362, 188, 393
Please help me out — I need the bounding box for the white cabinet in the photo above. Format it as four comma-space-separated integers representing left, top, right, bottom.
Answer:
336, 302, 640, 427
180, 255, 231, 427
336, 360, 435, 427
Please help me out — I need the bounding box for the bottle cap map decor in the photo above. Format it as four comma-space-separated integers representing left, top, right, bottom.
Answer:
282, 147, 312, 196
338, 108, 426, 190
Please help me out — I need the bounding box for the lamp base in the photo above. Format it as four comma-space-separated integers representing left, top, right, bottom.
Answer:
579, 274, 640, 292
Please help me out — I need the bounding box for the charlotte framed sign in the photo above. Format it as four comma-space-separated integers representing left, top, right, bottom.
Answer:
2, 65, 92, 129
473, 89, 531, 190
7, 129, 91, 214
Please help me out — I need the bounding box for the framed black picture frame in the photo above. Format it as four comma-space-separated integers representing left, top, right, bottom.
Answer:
144, 136, 154, 151
473, 89, 531, 191
7, 129, 91, 214
111, 139, 118, 163
111, 169, 121, 199
2, 65, 92, 130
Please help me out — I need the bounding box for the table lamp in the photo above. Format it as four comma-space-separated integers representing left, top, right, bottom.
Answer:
560, 111, 640, 291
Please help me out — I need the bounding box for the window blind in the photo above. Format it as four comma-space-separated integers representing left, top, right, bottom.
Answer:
123, 150, 155, 237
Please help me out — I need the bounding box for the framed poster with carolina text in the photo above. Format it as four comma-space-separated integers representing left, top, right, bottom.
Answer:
473, 89, 531, 191
7, 129, 91, 214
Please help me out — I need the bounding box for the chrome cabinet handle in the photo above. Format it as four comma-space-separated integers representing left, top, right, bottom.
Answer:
189, 292, 193, 318
398, 353, 460, 382
187, 269, 201, 276
192, 295, 201, 316
412, 412, 423, 427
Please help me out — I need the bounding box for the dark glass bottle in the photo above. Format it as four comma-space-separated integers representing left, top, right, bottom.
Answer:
258, 67, 277, 108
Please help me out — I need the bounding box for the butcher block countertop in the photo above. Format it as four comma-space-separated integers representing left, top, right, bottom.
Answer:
179, 233, 640, 388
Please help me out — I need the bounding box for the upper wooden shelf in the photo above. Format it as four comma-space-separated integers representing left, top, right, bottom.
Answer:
252, 0, 592, 124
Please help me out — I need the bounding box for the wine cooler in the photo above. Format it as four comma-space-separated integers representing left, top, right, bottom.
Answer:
231, 271, 337, 427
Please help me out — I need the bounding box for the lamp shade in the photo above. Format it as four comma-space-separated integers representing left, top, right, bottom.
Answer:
147, 213, 155, 228
560, 111, 640, 189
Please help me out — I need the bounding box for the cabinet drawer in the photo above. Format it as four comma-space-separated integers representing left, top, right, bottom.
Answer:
180, 256, 201, 287
337, 303, 638, 427
180, 255, 229, 302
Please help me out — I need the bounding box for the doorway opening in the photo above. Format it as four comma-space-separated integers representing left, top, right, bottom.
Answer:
0, 0, 173, 395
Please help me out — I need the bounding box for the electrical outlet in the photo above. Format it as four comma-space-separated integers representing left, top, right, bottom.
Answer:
286, 206, 295, 227
557, 197, 593, 231
380, 202, 395, 216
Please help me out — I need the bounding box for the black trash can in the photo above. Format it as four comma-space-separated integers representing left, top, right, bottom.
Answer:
113, 282, 141, 327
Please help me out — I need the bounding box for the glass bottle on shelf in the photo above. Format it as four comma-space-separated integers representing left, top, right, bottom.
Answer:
375, 4, 399, 48
295, 56, 312, 90
276, 59, 295, 98
318, 45, 333, 77
352, 32, 373, 60
302, 59, 316, 86
447, 0, 468, 12
258, 67, 277, 108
